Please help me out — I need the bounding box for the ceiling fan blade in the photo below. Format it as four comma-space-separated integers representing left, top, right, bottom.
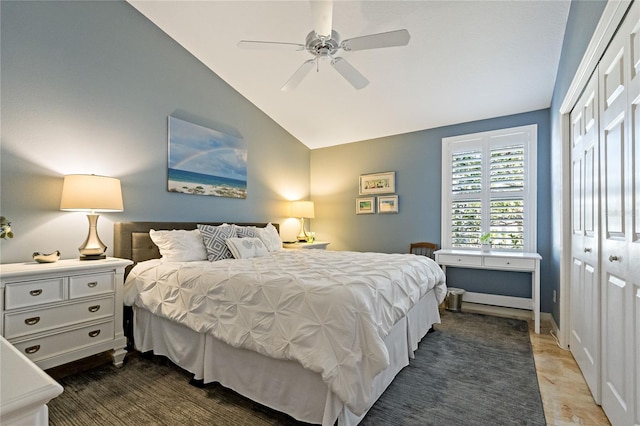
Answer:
341, 29, 411, 51
310, 1, 333, 39
281, 59, 316, 91
331, 57, 369, 89
238, 40, 305, 51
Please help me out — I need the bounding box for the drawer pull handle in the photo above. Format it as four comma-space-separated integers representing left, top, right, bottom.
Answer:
25, 345, 40, 354
87, 281, 98, 288
88, 330, 101, 338
29, 289, 43, 296
24, 316, 41, 326
609, 255, 620, 262
506, 261, 511, 265
584, 247, 592, 253
88, 305, 101, 313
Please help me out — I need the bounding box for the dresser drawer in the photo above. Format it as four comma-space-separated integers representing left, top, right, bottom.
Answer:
69, 272, 114, 299
4, 278, 65, 310
10, 320, 115, 363
437, 253, 483, 267
4, 296, 115, 339
483, 257, 535, 270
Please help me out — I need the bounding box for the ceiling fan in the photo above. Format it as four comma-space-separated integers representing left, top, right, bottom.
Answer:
238, 1, 410, 91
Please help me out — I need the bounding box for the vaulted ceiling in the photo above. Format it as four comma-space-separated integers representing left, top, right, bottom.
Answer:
128, 1, 571, 149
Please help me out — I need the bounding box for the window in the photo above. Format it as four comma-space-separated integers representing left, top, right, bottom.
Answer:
442, 125, 537, 252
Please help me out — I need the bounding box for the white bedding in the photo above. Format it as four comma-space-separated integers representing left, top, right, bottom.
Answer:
123, 249, 446, 415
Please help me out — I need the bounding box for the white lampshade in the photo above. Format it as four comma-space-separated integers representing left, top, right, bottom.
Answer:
60, 174, 124, 212
290, 201, 315, 218
60, 174, 123, 260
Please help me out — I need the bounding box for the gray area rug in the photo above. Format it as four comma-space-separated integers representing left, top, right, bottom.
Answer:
48, 311, 545, 425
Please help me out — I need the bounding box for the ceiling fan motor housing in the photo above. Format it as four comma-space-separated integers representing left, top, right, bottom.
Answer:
306, 30, 340, 57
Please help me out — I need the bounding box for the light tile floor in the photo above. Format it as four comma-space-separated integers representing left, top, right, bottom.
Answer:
529, 320, 610, 425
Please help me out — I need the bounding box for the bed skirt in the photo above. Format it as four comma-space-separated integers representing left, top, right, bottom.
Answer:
132, 287, 441, 426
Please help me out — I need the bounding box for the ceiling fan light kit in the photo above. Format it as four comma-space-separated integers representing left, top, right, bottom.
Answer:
238, 1, 410, 91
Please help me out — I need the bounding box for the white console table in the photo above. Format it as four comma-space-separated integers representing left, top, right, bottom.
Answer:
434, 249, 542, 333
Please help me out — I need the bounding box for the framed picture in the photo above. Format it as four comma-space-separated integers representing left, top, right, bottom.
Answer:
378, 195, 399, 214
359, 171, 395, 195
168, 116, 247, 199
356, 197, 376, 214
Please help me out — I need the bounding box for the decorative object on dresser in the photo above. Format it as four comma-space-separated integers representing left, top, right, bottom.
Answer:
290, 200, 315, 242
0, 335, 63, 425
0, 258, 132, 370
359, 171, 395, 195
479, 233, 491, 253
60, 174, 124, 260
32, 250, 61, 264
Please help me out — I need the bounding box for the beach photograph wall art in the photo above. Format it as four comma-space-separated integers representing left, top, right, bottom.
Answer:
168, 116, 247, 199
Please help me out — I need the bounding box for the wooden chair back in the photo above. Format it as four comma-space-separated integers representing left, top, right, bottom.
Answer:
409, 242, 438, 259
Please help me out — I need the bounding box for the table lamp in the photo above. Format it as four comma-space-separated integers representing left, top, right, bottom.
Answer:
60, 174, 124, 260
290, 200, 315, 242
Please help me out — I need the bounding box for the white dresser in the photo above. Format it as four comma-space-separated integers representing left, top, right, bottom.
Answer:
0, 335, 63, 425
0, 258, 132, 369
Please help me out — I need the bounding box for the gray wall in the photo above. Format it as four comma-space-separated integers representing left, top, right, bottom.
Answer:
311, 109, 554, 312
549, 0, 607, 323
0, 1, 309, 263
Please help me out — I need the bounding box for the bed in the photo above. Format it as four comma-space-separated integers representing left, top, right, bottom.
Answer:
114, 221, 447, 426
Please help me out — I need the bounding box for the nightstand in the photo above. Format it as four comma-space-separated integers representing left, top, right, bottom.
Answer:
282, 241, 330, 250
0, 257, 132, 369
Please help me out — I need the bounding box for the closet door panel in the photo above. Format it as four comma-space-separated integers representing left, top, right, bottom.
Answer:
599, 3, 638, 423
628, 13, 640, 426
570, 72, 601, 403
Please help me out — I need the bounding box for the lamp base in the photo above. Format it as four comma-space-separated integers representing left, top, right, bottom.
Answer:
80, 253, 107, 261
78, 214, 107, 261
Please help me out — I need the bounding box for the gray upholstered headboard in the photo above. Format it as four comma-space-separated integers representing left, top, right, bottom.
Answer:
114, 221, 278, 276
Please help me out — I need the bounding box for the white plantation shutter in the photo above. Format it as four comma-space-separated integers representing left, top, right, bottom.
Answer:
489, 145, 525, 250
442, 125, 536, 252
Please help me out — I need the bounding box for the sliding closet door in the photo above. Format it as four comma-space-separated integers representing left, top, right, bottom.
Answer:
599, 2, 638, 423
570, 70, 601, 404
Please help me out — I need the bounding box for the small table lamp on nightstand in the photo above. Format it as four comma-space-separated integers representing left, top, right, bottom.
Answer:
290, 200, 315, 242
60, 174, 124, 260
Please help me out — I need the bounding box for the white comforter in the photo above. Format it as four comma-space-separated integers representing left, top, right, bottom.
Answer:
123, 249, 446, 415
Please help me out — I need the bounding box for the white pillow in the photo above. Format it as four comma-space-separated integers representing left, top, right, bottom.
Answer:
149, 229, 208, 262
225, 237, 269, 259
257, 223, 282, 252
234, 225, 259, 238
197, 223, 236, 261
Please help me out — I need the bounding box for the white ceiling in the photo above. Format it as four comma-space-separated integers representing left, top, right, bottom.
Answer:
128, 1, 570, 149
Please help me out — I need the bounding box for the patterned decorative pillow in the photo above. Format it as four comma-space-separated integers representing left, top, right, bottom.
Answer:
225, 237, 269, 259
197, 224, 236, 261
256, 223, 282, 252
149, 229, 208, 262
234, 225, 259, 238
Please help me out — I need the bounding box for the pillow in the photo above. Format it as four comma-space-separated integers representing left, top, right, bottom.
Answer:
256, 223, 282, 252
197, 224, 236, 261
149, 229, 208, 262
225, 237, 269, 259
234, 225, 259, 238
